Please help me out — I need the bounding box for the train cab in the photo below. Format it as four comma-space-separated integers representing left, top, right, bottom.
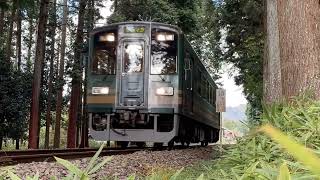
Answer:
86, 21, 220, 147
87, 22, 181, 146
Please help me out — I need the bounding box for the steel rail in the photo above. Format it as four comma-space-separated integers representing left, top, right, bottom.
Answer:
0, 146, 146, 157
0, 144, 225, 166
0, 147, 150, 166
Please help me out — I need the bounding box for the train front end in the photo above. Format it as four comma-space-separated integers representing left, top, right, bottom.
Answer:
87, 22, 181, 145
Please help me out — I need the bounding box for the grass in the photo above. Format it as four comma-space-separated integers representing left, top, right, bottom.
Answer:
150, 95, 320, 179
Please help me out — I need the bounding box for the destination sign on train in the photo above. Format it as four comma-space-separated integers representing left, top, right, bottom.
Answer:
124, 26, 145, 33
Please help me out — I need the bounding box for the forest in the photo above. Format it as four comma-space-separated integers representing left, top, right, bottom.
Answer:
0, 0, 236, 150
1, 0, 320, 179
0, 0, 318, 148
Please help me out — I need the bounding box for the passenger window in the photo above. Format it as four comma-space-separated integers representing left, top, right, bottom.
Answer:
207, 82, 210, 100
212, 88, 216, 105
211, 87, 215, 105
184, 52, 191, 70
92, 30, 117, 75
92, 49, 116, 74
197, 70, 202, 94
151, 28, 177, 74
201, 75, 206, 97
209, 85, 212, 104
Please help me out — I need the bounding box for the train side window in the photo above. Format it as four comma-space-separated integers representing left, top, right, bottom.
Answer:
197, 69, 202, 94
212, 88, 216, 105
184, 52, 191, 70
151, 28, 177, 75
201, 75, 206, 97
205, 80, 209, 102
208, 85, 212, 104
92, 30, 117, 75
211, 87, 215, 105
207, 81, 211, 102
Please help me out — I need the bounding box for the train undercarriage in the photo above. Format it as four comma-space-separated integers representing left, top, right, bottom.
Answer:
89, 110, 219, 148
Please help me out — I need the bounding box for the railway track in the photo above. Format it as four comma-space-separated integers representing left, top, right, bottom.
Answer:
0, 147, 149, 166
0, 144, 227, 167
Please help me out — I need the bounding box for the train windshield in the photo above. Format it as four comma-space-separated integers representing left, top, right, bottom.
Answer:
92, 30, 117, 75
123, 41, 144, 73
151, 29, 177, 75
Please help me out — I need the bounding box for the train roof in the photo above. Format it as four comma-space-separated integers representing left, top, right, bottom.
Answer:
90, 21, 183, 35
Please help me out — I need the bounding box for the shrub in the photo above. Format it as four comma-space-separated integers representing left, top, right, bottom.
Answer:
163, 95, 320, 179
2, 143, 112, 180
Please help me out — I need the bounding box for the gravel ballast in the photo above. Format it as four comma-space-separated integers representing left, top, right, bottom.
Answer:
9, 147, 215, 179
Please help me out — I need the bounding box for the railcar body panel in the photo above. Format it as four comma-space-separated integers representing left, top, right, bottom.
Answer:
86, 21, 220, 145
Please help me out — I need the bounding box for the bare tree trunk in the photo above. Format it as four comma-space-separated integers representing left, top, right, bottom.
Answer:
6, 0, 16, 63
28, 0, 49, 149
0, 136, 2, 150
67, 0, 87, 148
15, 138, 19, 149
44, 0, 57, 149
16, 0, 22, 70
79, 0, 94, 148
0, 8, 5, 40
263, 0, 281, 103
54, 0, 68, 148
277, 0, 320, 100
26, 17, 34, 65
114, 0, 118, 11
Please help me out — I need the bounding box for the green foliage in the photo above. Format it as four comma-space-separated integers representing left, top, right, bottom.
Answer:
0, 49, 32, 148
189, 0, 221, 77
277, 163, 291, 180
55, 143, 112, 179
217, 0, 264, 123
108, 0, 179, 28
108, 0, 221, 77
223, 120, 248, 135
1, 144, 112, 179
152, 96, 320, 179
260, 124, 320, 177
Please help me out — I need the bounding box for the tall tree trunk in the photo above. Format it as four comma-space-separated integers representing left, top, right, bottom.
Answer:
26, 17, 34, 66
0, 8, 5, 40
114, 0, 118, 11
79, 0, 94, 148
44, 0, 57, 149
54, 0, 68, 148
28, 0, 49, 149
6, 0, 17, 63
16, 0, 22, 70
277, 0, 320, 100
67, 0, 87, 148
0, 136, 2, 150
263, 0, 281, 103
15, 138, 19, 149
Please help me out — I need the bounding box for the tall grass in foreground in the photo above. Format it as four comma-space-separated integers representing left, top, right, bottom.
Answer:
159, 95, 320, 179
1, 143, 112, 180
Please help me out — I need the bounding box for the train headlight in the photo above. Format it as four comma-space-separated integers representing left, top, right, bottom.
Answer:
156, 33, 174, 41
92, 87, 109, 95
99, 33, 115, 42
156, 87, 174, 96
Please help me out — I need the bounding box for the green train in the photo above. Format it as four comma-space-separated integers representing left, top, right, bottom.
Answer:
85, 21, 220, 147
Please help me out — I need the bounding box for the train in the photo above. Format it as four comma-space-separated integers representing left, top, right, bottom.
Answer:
85, 21, 220, 148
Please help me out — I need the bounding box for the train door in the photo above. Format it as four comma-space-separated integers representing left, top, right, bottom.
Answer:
119, 40, 145, 107
183, 51, 193, 112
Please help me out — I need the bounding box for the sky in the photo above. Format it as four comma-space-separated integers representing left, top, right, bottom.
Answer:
217, 64, 247, 107
98, 1, 247, 108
